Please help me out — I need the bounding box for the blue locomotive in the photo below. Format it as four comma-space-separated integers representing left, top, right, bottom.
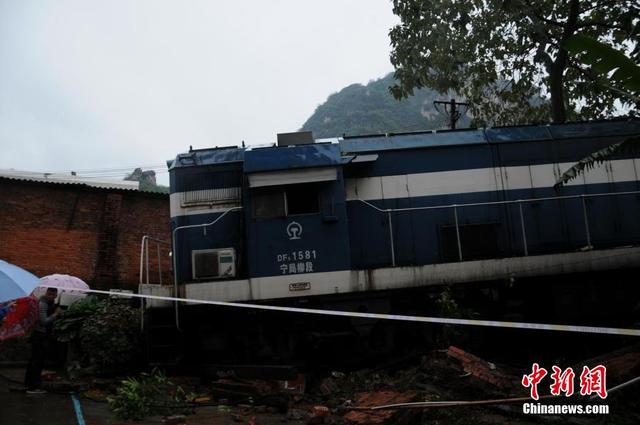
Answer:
168, 119, 640, 302
155, 119, 640, 367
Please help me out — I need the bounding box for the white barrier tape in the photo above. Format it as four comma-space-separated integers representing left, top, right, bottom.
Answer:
49, 286, 640, 337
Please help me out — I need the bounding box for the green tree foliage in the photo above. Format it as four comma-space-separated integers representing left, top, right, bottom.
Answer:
79, 301, 141, 375
54, 298, 141, 375
125, 168, 169, 194
139, 179, 169, 194
565, 33, 640, 99
108, 369, 189, 420
54, 296, 103, 343
556, 34, 640, 187
389, 0, 639, 125
301, 73, 470, 138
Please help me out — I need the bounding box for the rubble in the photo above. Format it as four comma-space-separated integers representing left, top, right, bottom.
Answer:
343, 390, 418, 425
5, 342, 636, 424
575, 343, 640, 385
163, 415, 186, 425
319, 377, 338, 396
446, 346, 519, 391
308, 405, 330, 424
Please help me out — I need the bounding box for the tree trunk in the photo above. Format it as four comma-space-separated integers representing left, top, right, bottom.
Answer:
550, 56, 568, 123
551, 0, 581, 123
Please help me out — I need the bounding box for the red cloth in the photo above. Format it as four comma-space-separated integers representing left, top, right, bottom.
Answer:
0, 296, 38, 341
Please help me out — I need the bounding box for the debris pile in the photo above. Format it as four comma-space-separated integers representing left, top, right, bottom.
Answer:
195, 347, 523, 424
194, 344, 640, 424
343, 391, 418, 425
446, 346, 519, 391
6, 344, 636, 424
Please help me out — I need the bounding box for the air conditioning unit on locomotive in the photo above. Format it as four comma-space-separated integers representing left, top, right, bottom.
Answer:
191, 248, 236, 280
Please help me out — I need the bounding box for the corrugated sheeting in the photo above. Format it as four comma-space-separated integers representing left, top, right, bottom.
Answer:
0, 169, 140, 191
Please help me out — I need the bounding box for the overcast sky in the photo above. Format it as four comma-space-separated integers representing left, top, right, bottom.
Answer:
0, 1, 398, 183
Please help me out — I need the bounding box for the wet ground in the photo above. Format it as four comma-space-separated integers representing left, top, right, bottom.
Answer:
0, 368, 304, 425
0, 368, 115, 425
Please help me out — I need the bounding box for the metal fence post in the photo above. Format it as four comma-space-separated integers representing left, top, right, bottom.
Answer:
139, 236, 147, 286
145, 237, 150, 285
581, 195, 592, 247
518, 201, 528, 256
453, 206, 463, 261
387, 211, 396, 267
156, 242, 162, 285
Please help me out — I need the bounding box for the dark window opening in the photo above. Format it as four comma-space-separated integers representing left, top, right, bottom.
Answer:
440, 222, 500, 262
252, 189, 286, 219
251, 183, 320, 219
286, 184, 320, 215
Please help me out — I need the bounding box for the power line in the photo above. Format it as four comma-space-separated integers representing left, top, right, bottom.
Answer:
433, 98, 469, 129
53, 164, 168, 174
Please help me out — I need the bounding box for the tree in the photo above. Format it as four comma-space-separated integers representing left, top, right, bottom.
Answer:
556, 34, 640, 187
389, 0, 639, 125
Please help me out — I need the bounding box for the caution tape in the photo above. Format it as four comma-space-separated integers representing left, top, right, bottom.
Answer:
48, 286, 640, 337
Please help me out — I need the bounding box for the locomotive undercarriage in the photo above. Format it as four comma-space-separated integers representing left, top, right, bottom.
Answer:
145, 267, 640, 373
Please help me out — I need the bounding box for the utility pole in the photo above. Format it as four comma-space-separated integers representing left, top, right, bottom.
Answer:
433, 98, 469, 129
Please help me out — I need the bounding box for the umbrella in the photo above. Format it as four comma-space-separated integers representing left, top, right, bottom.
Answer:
0, 259, 41, 303
34, 274, 89, 305
0, 296, 38, 341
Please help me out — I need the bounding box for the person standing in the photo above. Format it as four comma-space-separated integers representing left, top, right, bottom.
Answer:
24, 288, 62, 394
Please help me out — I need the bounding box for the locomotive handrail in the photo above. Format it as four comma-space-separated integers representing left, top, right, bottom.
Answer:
356, 189, 640, 213
139, 235, 170, 286
356, 189, 640, 266
171, 206, 243, 330
138, 235, 171, 332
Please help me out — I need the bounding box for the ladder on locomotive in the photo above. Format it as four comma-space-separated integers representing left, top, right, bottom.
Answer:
139, 235, 181, 367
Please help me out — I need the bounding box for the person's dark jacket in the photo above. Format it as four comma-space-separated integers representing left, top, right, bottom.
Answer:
33, 296, 56, 334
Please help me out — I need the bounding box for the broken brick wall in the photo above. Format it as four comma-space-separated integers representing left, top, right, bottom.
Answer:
0, 179, 171, 290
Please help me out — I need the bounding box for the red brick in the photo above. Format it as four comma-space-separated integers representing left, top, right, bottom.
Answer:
0, 179, 170, 290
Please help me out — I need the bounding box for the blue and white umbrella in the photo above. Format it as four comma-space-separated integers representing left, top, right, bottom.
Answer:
0, 260, 41, 303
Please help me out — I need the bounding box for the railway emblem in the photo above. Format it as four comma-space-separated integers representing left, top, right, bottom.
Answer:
286, 221, 303, 240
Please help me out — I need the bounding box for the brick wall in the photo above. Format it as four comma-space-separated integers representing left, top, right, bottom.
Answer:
0, 179, 171, 290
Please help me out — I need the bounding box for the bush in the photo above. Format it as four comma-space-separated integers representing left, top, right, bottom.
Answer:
108, 369, 189, 420
79, 301, 141, 375
435, 287, 469, 346
54, 296, 104, 343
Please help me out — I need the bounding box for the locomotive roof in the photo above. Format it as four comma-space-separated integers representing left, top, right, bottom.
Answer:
169, 119, 640, 169
340, 119, 640, 153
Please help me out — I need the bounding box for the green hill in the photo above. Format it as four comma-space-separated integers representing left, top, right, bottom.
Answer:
300, 73, 471, 138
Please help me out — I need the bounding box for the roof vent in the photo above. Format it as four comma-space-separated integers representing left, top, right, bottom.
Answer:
277, 131, 314, 147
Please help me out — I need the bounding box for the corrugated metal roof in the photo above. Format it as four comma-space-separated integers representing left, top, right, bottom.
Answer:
0, 169, 140, 191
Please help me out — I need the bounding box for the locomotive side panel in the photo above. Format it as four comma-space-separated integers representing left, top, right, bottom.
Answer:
343, 121, 640, 269
169, 150, 246, 283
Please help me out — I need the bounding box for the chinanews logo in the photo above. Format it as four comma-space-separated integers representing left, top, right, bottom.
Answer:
521, 363, 609, 415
